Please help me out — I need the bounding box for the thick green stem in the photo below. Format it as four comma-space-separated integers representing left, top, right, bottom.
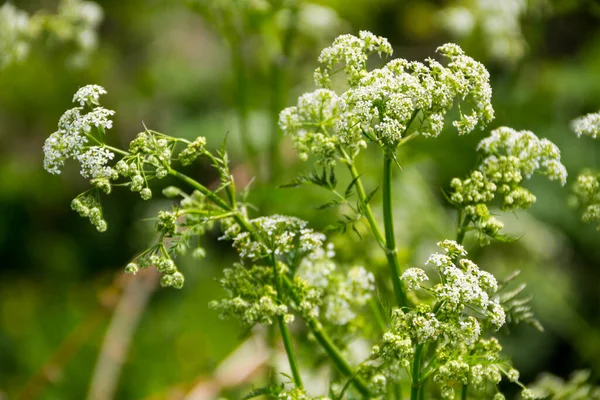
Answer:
411, 344, 425, 400
393, 383, 402, 400
341, 151, 408, 308
461, 384, 468, 400
382, 155, 409, 308
272, 256, 303, 388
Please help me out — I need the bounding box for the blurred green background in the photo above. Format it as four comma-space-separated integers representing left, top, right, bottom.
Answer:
1, 0, 600, 398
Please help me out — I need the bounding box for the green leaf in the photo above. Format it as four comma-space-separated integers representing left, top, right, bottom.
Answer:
365, 186, 379, 205
242, 387, 276, 400
314, 199, 343, 210
345, 174, 361, 199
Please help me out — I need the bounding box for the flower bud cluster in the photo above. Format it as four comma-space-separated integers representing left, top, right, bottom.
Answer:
128, 131, 173, 173
280, 32, 494, 164
571, 110, 600, 139
125, 246, 184, 289
209, 264, 294, 326
572, 171, 600, 229
71, 193, 107, 232
432, 337, 527, 399
178, 136, 207, 166
450, 127, 567, 241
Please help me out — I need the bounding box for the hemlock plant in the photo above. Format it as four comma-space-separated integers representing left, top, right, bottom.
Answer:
43, 32, 576, 399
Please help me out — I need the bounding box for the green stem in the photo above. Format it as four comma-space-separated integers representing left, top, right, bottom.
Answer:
411, 344, 425, 400
104, 144, 129, 157
168, 169, 255, 236
168, 169, 230, 211
369, 297, 387, 333
382, 155, 409, 308
340, 149, 408, 308
341, 151, 386, 248
461, 384, 468, 400
308, 319, 371, 398
456, 210, 470, 245
393, 383, 402, 400
271, 256, 303, 388
282, 276, 371, 398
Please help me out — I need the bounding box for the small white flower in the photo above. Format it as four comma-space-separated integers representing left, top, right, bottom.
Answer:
73, 84, 107, 106
401, 268, 429, 291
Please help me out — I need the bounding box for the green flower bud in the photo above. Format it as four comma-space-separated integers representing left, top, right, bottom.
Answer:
162, 186, 181, 198
140, 187, 152, 200
160, 274, 173, 287
125, 262, 139, 275
171, 272, 184, 289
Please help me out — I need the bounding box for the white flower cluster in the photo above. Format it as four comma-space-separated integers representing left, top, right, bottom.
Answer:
450, 127, 567, 241
280, 32, 494, 164
43, 86, 116, 178
314, 30, 393, 88
221, 215, 325, 260
571, 110, 600, 139
477, 127, 567, 187
294, 245, 375, 325
424, 240, 504, 328
209, 264, 294, 326
73, 84, 107, 106
321, 265, 375, 325
370, 325, 414, 383
278, 89, 344, 164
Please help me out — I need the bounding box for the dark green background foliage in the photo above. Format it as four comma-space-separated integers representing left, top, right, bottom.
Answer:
1, 0, 600, 398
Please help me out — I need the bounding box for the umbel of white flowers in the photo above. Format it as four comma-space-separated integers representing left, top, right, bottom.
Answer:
571, 109, 600, 229
571, 110, 600, 139
211, 214, 375, 327
279, 31, 494, 165
363, 240, 534, 400
449, 126, 567, 243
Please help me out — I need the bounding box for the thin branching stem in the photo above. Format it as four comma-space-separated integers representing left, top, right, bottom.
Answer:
271, 256, 303, 388
171, 168, 369, 397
